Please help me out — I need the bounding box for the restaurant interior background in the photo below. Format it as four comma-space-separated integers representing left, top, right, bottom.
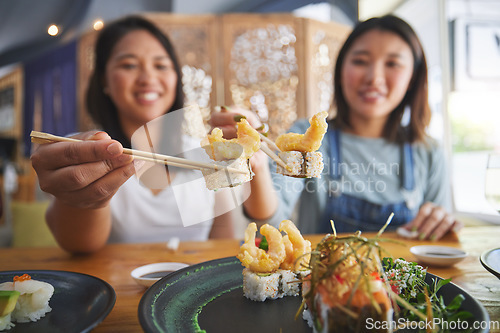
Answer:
0, 0, 498, 247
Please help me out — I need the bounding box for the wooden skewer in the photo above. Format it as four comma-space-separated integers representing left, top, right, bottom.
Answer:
30, 131, 250, 175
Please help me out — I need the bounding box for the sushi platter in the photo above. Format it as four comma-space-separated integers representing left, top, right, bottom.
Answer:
138, 256, 489, 333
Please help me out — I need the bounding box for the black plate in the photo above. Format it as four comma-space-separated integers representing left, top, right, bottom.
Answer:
138, 256, 490, 333
480, 247, 500, 279
0, 270, 116, 333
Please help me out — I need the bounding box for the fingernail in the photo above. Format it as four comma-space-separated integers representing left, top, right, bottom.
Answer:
430, 234, 437, 241
107, 142, 121, 155
92, 131, 111, 140
411, 226, 418, 232
234, 115, 246, 122
222, 105, 231, 111
419, 233, 426, 240
118, 154, 132, 163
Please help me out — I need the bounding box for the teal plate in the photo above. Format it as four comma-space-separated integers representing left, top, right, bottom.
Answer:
138, 256, 490, 333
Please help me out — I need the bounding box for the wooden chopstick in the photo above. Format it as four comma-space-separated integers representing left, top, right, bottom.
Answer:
259, 143, 293, 173
259, 132, 281, 152
30, 131, 249, 175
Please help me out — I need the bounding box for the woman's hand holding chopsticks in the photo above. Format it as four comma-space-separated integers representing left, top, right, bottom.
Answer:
31, 131, 138, 209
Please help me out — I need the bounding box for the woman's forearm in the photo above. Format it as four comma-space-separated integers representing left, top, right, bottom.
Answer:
243, 159, 278, 220
46, 199, 112, 254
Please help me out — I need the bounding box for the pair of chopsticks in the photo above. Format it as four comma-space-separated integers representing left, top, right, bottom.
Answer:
30, 131, 249, 175
217, 106, 291, 172
259, 133, 293, 172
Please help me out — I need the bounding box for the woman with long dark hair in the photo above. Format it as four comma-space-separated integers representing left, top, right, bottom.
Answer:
32, 16, 234, 253
211, 15, 460, 240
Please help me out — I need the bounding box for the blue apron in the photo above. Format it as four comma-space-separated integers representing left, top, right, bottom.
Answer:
320, 127, 418, 233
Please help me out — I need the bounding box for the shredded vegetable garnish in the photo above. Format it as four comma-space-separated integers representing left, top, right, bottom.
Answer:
300, 215, 473, 333
300, 230, 399, 332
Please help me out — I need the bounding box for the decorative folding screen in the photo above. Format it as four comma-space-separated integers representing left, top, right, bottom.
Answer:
77, 13, 350, 140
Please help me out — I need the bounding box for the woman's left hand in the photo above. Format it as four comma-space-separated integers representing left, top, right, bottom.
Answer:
402, 202, 463, 240
208, 105, 263, 139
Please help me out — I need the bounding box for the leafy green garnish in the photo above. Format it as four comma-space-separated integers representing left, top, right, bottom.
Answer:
382, 257, 474, 332
259, 236, 268, 251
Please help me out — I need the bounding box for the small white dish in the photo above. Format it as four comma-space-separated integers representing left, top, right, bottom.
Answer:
131, 262, 189, 287
410, 245, 467, 267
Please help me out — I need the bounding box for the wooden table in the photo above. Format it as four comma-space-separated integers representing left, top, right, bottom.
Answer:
1, 226, 499, 332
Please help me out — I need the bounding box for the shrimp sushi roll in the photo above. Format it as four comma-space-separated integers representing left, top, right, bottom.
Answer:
276, 151, 323, 178
201, 119, 260, 190
274, 111, 328, 179
242, 269, 309, 302
237, 221, 311, 302
0, 274, 54, 324
201, 157, 253, 190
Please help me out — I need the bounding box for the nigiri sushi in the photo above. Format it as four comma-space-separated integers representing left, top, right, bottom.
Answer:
0, 274, 54, 324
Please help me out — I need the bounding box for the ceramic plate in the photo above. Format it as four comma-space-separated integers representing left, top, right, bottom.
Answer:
0, 270, 116, 333
138, 256, 489, 333
410, 245, 467, 267
480, 247, 500, 279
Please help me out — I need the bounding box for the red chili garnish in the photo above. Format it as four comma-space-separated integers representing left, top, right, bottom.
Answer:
391, 284, 400, 294
334, 274, 345, 284
370, 271, 381, 281
13, 274, 31, 282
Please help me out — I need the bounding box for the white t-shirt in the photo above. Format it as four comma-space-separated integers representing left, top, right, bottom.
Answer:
109, 135, 216, 243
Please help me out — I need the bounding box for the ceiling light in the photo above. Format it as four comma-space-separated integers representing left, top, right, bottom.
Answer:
48, 25, 59, 36
93, 20, 104, 31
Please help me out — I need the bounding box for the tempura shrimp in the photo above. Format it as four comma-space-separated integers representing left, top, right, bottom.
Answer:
275, 111, 328, 152
203, 119, 260, 160
279, 220, 312, 271
237, 223, 286, 273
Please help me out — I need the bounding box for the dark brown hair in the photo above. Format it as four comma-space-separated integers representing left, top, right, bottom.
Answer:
332, 15, 431, 143
86, 15, 184, 148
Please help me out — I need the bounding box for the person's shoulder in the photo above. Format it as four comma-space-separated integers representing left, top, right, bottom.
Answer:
415, 135, 441, 151
288, 117, 312, 133
413, 135, 445, 162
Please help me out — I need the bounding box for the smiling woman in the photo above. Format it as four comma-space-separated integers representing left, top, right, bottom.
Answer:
30, 16, 235, 254
211, 15, 460, 241
103, 29, 179, 138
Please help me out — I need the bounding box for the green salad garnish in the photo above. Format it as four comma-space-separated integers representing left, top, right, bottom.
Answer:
382, 257, 474, 332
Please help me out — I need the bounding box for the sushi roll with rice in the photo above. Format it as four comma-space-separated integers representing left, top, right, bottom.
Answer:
237, 220, 311, 302
277, 151, 323, 178
0, 274, 54, 325
242, 269, 309, 302
274, 111, 328, 178
201, 156, 253, 190
201, 119, 260, 190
